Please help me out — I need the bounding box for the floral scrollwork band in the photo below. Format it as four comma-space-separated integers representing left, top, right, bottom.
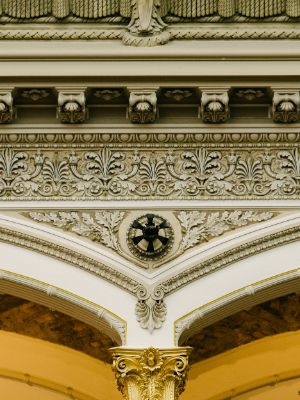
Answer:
1, 146, 300, 200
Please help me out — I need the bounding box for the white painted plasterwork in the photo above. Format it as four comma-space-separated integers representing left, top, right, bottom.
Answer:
1, 211, 300, 343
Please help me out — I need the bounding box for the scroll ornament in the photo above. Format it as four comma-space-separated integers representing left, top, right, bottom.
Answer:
135, 286, 167, 333
2, 146, 300, 200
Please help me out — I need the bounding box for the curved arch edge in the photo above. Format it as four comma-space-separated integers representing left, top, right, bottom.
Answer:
0, 224, 145, 296
175, 268, 300, 345
0, 269, 127, 345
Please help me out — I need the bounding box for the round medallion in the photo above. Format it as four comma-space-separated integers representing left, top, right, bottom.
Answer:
127, 214, 174, 260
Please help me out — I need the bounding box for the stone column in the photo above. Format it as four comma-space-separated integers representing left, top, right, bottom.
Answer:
111, 347, 191, 400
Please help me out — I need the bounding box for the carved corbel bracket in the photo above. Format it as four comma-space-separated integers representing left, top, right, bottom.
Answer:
0, 89, 15, 124
128, 87, 159, 124
199, 89, 230, 123
272, 90, 300, 123
57, 88, 88, 124
111, 347, 192, 400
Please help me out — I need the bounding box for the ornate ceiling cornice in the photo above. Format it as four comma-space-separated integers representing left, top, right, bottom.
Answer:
1, 1, 300, 45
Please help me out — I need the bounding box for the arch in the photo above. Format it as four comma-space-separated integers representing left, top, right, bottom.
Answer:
0, 269, 126, 345
0, 331, 121, 400
182, 330, 300, 400
175, 268, 300, 345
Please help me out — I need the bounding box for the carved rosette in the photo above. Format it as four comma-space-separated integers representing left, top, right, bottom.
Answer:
111, 347, 192, 400
272, 91, 300, 123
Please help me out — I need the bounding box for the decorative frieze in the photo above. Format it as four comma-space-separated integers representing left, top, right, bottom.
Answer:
111, 347, 191, 400
2, 145, 300, 200
3, 1, 300, 46
57, 88, 87, 124
0, 89, 14, 124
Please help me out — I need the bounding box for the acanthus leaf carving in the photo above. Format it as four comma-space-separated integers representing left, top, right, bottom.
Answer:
111, 347, 191, 400
28, 210, 125, 252
177, 210, 275, 253
127, 0, 167, 35
2, 145, 300, 200
70, 147, 138, 196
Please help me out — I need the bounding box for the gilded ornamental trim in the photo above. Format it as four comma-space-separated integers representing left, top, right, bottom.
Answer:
111, 347, 192, 400
0, 269, 127, 344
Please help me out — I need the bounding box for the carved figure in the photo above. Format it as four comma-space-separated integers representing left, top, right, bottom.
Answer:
128, 0, 167, 35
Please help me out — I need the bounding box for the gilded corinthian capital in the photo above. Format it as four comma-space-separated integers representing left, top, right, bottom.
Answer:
111, 347, 192, 400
